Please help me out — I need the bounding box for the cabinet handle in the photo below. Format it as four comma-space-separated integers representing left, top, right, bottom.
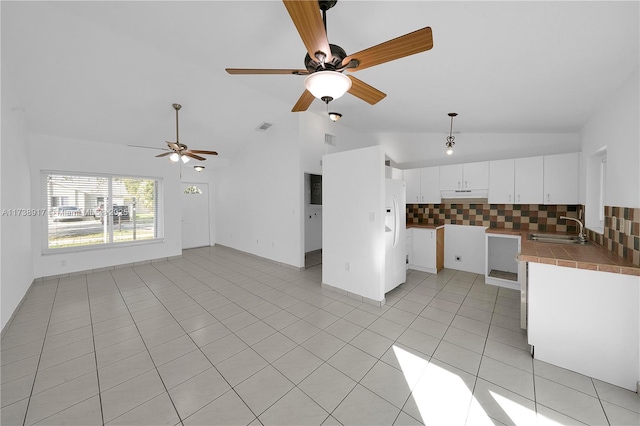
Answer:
465, 180, 468, 188
421, 196, 424, 202
416, 196, 419, 202
546, 193, 550, 202
517, 194, 520, 202
458, 181, 461, 189
508, 194, 511, 202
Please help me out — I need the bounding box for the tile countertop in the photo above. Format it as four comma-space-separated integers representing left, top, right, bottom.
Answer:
486, 228, 640, 277
406, 223, 445, 229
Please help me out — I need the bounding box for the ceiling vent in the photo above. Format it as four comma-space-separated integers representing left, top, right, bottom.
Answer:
324, 133, 336, 146
255, 122, 273, 132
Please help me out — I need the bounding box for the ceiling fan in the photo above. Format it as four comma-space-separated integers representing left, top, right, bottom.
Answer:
153, 103, 218, 163
226, 0, 433, 112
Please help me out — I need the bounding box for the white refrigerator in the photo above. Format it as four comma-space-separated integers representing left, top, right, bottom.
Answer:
384, 179, 407, 293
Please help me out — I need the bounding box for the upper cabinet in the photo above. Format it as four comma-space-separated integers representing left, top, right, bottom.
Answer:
420, 166, 440, 204
490, 157, 544, 204
543, 153, 579, 204
440, 161, 489, 191
404, 167, 440, 204
404, 168, 421, 203
515, 156, 543, 204
489, 159, 515, 203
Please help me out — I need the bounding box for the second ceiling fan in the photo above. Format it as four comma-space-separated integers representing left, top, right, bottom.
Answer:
226, 0, 434, 112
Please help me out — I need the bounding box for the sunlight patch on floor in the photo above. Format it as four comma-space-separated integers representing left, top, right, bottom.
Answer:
393, 344, 565, 425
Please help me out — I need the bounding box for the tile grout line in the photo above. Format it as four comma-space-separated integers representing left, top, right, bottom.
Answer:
104, 269, 185, 426
20, 279, 59, 426
86, 274, 107, 426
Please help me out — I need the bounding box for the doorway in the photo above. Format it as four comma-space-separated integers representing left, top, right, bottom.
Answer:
304, 173, 322, 267
182, 182, 210, 249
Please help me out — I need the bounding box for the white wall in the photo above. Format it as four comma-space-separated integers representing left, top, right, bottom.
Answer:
29, 134, 183, 278
323, 145, 386, 302
215, 113, 303, 268
444, 224, 487, 274
376, 132, 580, 169
1, 102, 34, 330
580, 68, 640, 209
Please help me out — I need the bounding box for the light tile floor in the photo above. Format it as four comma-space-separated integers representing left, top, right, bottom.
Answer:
2, 246, 639, 425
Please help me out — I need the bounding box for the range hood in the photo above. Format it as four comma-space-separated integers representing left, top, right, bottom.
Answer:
440, 189, 489, 200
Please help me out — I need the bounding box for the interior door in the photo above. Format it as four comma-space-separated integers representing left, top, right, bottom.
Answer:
182, 182, 210, 249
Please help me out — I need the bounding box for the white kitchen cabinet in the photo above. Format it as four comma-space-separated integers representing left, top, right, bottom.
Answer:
403, 167, 440, 204
543, 152, 579, 204
410, 227, 444, 274
419, 166, 440, 204
515, 156, 543, 204
489, 157, 544, 204
489, 159, 515, 203
404, 169, 421, 204
406, 230, 413, 270
440, 162, 489, 191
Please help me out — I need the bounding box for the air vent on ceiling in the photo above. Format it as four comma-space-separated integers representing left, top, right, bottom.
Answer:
324, 133, 336, 146
255, 122, 273, 132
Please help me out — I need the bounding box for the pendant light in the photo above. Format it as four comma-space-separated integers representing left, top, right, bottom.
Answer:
445, 112, 458, 155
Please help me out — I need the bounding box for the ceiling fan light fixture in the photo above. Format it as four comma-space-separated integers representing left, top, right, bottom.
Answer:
194, 165, 205, 172
328, 112, 342, 122
169, 152, 180, 162
304, 71, 352, 103
181, 155, 190, 164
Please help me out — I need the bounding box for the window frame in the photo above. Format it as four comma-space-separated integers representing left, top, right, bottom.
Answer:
41, 170, 164, 254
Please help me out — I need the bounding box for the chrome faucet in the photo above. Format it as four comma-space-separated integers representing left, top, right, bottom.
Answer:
560, 216, 587, 242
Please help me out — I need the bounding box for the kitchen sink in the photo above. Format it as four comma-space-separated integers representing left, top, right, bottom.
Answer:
527, 233, 590, 245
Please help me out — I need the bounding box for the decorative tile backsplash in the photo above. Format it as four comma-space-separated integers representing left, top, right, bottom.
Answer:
407, 203, 640, 266
596, 206, 639, 266
406, 203, 582, 232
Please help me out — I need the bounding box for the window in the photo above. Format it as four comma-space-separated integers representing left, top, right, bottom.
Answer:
43, 172, 163, 250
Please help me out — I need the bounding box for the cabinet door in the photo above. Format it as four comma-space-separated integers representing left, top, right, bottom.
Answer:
404, 169, 421, 204
439, 164, 463, 190
515, 156, 543, 204
412, 228, 436, 270
463, 161, 489, 190
489, 159, 515, 203
420, 166, 440, 204
543, 153, 579, 204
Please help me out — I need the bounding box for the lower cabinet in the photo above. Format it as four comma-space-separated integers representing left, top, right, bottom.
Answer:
409, 227, 444, 274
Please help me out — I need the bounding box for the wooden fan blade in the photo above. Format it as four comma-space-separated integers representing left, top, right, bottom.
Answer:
283, 0, 332, 62
189, 150, 218, 155
184, 152, 206, 161
292, 89, 315, 112
343, 27, 433, 72
347, 76, 387, 105
226, 68, 309, 75
155, 152, 172, 157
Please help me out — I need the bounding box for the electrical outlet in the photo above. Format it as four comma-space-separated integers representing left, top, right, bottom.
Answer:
455, 255, 462, 262
60, 260, 66, 267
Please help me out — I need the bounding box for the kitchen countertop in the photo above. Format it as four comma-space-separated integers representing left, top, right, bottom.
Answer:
406, 223, 445, 229
486, 228, 640, 276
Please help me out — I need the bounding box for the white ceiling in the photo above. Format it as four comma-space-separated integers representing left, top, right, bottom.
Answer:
2, 1, 638, 162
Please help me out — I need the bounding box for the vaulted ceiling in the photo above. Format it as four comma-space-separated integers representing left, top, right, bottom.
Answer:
2, 1, 638, 162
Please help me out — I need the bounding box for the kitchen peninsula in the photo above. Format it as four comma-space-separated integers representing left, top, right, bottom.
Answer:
503, 229, 640, 392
